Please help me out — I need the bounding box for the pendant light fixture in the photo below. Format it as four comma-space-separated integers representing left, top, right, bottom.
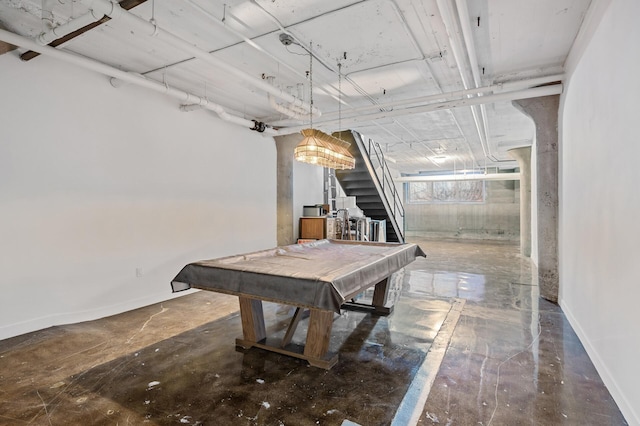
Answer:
294, 43, 355, 170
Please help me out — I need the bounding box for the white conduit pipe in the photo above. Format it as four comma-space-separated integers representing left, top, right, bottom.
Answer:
183, 0, 265, 55
454, 0, 481, 89
316, 74, 564, 120
163, 0, 325, 119
264, 77, 310, 120
80, 0, 320, 117
268, 94, 310, 120
37, 9, 105, 45
435, 0, 489, 158
273, 84, 563, 136
342, 85, 562, 124
185, 0, 319, 120
395, 172, 520, 182
0, 28, 275, 134
455, 0, 493, 158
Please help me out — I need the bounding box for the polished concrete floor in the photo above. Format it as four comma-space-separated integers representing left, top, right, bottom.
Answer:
0, 238, 627, 425
412, 238, 627, 426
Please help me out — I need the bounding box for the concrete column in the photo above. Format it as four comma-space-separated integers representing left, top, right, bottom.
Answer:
275, 133, 303, 246
508, 146, 532, 257
513, 95, 559, 303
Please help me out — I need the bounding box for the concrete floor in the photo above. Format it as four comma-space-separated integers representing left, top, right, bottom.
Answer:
0, 237, 627, 425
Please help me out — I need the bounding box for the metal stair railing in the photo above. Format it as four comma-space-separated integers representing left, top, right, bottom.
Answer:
352, 132, 405, 242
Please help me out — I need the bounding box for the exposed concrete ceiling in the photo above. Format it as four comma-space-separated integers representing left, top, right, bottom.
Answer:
0, 0, 591, 174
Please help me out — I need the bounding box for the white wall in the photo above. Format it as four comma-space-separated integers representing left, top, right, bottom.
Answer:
0, 54, 277, 340
560, 0, 640, 423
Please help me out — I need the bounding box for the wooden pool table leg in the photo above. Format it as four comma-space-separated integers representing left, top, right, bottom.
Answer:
237, 296, 266, 344
235, 304, 338, 369
303, 309, 337, 369
344, 277, 395, 315
372, 277, 393, 314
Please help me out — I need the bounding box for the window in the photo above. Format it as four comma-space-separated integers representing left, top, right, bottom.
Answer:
407, 180, 485, 204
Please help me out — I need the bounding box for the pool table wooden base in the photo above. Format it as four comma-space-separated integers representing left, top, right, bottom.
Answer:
235, 277, 393, 369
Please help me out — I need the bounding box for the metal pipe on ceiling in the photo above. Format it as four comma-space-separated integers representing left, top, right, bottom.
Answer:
455, 0, 482, 96
244, 0, 391, 118
36, 8, 105, 45
182, 0, 321, 120
268, 93, 309, 120
311, 74, 564, 122
388, 0, 479, 169
131, 0, 339, 112
265, 76, 311, 120
0, 28, 274, 134
435, 0, 490, 159
395, 172, 520, 182
79, 0, 319, 117
454, 0, 495, 160
273, 83, 562, 135
368, 121, 445, 168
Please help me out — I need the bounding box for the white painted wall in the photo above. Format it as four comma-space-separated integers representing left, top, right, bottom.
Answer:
0, 54, 277, 340
292, 161, 325, 240
560, 0, 640, 423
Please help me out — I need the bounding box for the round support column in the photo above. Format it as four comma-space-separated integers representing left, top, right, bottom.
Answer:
513, 95, 560, 303
509, 146, 532, 257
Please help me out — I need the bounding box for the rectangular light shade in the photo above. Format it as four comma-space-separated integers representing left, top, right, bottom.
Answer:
294, 128, 356, 170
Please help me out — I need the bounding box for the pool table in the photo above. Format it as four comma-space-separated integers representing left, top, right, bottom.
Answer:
171, 239, 425, 369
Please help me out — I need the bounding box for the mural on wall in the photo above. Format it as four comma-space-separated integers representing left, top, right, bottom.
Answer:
407, 181, 485, 203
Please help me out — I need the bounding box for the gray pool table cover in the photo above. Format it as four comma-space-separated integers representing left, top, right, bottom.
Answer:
171, 239, 426, 313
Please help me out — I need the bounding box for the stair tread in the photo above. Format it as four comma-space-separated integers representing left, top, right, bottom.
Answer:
333, 131, 405, 243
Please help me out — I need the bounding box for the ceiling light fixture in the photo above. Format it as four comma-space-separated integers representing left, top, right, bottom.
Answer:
294, 42, 355, 170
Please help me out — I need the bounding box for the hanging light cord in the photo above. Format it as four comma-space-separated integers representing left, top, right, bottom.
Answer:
309, 41, 313, 130
338, 62, 342, 139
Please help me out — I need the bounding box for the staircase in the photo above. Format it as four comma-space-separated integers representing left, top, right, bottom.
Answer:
334, 131, 405, 243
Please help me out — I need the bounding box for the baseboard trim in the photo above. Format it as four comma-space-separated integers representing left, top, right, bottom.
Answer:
560, 300, 638, 425
0, 290, 196, 341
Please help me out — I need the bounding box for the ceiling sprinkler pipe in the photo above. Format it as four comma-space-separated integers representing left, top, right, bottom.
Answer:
395, 172, 520, 182
265, 76, 317, 120
268, 94, 310, 120
436, 0, 491, 160
454, 0, 493, 158
270, 84, 563, 136
80, 0, 319, 117
183, 0, 332, 110
312, 74, 564, 121
37, 9, 105, 45
0, 28, 275, 135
